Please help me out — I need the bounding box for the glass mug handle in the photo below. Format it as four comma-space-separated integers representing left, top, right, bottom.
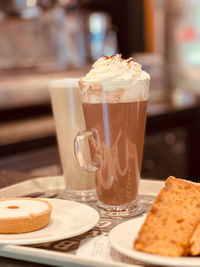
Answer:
74, 130, 101, 172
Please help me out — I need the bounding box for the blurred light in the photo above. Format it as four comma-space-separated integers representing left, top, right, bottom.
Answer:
164, 133, 176, 145
89, 13, 107, 60
58, 0, 72, 5
186, 49, 200, 66
89, 13, 104, 34
26, 0, 37, 8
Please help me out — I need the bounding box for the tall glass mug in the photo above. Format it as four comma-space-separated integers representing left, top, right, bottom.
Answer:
49, 79, 96, 201
74, 79, 149, 217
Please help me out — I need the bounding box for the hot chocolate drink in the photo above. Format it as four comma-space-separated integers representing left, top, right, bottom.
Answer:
77, 54, 150, 214
83, 100, 147, 205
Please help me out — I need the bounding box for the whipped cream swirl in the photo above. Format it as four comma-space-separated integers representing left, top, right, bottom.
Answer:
80, 54, 150, 103
82, 54, 150, 84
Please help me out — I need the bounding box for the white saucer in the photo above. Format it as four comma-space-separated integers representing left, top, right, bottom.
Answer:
109, 216, 200, 267
0, 198, 99, 245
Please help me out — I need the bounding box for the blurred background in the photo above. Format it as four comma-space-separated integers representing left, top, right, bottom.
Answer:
1, 0, 200, 181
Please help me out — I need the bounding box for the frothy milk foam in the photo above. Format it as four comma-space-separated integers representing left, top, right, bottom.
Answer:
80, 54, 150, 206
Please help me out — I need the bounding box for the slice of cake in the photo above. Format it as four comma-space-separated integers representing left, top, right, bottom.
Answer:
0, 198, 52, 234
134, 176, 200, 256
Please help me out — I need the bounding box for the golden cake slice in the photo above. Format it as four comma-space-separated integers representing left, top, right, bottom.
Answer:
134, 176, 200, 256
0, 198, 52, 234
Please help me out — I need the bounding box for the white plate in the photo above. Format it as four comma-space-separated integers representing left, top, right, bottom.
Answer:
0, 198, 99, 245
109, 216, 200, 267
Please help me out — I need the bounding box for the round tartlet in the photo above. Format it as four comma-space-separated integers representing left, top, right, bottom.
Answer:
0, 198, 52, 234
